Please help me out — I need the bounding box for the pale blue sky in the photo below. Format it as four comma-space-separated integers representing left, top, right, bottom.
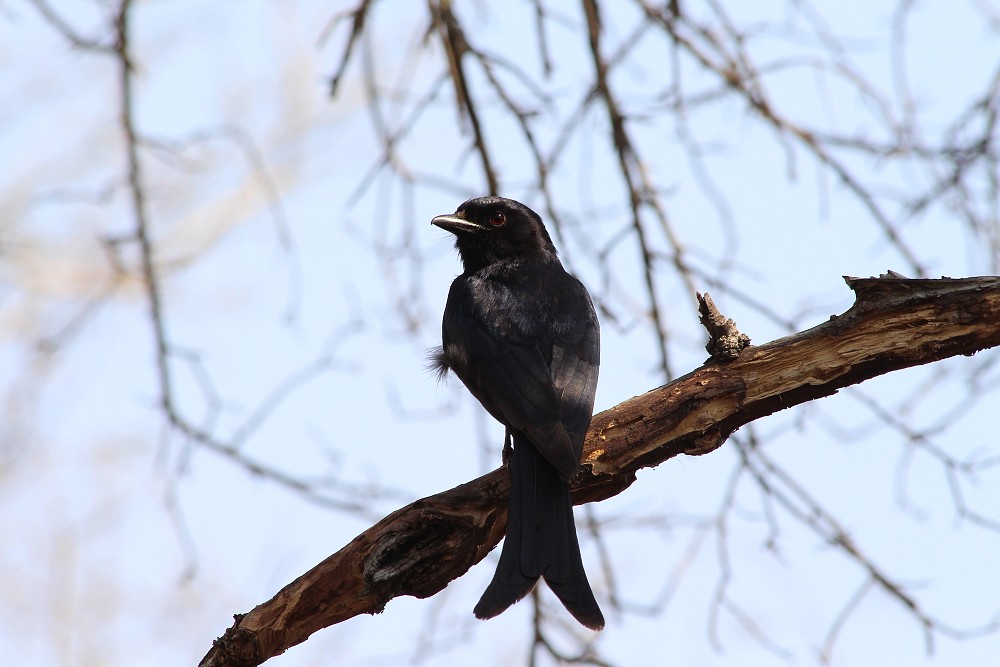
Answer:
1, 1, 999, 666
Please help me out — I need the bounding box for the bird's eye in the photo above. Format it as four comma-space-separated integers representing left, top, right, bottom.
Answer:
489, 211, 506, 227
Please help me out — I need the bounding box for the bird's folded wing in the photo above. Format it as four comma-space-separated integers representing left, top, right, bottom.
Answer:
454, 323, 594, 477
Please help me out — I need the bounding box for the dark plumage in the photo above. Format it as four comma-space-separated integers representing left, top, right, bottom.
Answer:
431, 196, 604, 630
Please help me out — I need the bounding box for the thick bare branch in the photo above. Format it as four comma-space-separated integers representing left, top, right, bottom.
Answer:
200, 274, 1000, 666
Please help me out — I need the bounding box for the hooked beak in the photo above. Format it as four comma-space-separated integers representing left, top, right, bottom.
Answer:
431, 212, 485, 235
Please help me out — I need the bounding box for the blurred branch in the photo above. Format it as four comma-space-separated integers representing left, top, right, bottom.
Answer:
429, 0, 499, 194
529, 588, 611, 667
201, 274, 1000, 666
106, 1, 392, 515
325, 0, 374, 95
27, 0, 115, 52
736, 438, 1000, 658
323, 0, 1000, 380
639, 0, 929, 275
582, 0, 686, 379
23, 0, 1000, 663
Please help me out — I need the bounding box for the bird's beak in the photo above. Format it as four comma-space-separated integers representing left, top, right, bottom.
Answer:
431, 212, 484, 235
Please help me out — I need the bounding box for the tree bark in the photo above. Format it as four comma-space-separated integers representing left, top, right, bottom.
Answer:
200, 274, 1000, 667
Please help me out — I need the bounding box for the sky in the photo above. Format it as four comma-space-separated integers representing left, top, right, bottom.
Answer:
1, 1, 1000, 666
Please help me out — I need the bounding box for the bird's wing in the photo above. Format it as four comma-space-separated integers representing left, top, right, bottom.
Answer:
549, 302, 600, 459
442, 275, 599, 478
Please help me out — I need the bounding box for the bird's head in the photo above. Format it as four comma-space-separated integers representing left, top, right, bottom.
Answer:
432, 196, 557, 272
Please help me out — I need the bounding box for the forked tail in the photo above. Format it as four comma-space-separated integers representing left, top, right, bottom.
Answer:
473, 432, 604, 630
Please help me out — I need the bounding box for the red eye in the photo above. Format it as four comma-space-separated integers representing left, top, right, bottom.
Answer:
489, 211, 506, 227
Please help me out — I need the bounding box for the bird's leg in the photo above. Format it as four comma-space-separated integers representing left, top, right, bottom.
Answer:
502, 427, 513, 467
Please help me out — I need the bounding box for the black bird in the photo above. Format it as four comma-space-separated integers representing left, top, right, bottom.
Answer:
431, 196, 604, 630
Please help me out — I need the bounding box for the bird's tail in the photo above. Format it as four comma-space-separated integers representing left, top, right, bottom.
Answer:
473, 432, 605, 630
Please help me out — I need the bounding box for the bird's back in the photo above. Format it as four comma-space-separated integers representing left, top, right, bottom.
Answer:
439, 255, 600, 472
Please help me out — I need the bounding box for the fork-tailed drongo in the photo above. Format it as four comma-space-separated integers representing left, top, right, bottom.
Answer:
431, 196, 604, 630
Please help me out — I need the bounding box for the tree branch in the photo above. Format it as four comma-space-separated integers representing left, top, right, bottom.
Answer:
200, 274, 1000, 667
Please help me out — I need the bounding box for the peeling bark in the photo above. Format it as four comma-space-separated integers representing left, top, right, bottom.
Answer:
200, 275, 1000, 667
